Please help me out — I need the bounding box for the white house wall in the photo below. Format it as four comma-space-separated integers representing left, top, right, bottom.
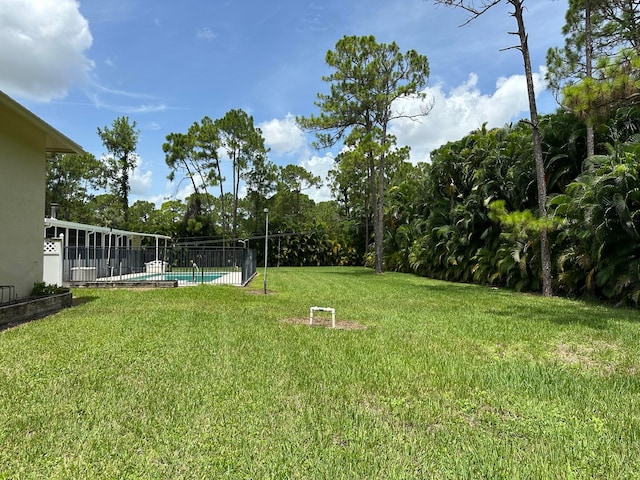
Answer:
0, 106, 48, 300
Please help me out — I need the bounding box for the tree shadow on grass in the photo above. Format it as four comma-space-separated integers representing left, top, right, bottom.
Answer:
529, 302, 638, 329
415, 283, 636, 330
72, 296, 99, 307
411, 281, 499, 302
311, 268, 378, 277
484, 304, 612, 330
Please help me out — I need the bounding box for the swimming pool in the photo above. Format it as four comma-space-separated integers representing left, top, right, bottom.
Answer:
137, 272, 224, 283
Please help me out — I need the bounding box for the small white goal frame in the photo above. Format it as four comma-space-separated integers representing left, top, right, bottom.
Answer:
309, 306, 335, 328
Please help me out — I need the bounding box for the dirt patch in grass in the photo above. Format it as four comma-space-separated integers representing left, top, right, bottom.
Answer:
553, 342, 616, 374
281, 317, 367, 330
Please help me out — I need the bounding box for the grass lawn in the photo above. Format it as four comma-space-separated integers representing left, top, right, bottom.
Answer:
1, 267, 639, 478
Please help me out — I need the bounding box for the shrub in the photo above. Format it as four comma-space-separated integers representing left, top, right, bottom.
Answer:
31, 282, 68, 297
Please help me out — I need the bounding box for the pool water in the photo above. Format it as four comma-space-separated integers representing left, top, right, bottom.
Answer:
138, 272, 224, 282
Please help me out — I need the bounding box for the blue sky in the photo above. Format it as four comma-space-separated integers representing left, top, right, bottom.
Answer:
1, 0, 569, 205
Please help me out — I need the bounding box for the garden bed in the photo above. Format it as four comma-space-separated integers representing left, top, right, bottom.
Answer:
0, 291, 73, 327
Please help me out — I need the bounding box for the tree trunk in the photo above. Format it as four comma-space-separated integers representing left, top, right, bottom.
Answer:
232, 152, 238, 244
585, 0, 595, 157
367, 150, 382, 273
375, 124, 391, 275
121, 156, 130, 227
511, 0, 553, 296
375, 153, 385, 274
365, 199, 370, 258
216, 162, 227, 248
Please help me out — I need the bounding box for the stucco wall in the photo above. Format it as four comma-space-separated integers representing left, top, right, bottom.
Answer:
0, 107, 47, 300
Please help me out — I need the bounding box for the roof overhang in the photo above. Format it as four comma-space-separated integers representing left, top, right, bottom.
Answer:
44, 218, 172, 242
0, 90, 84, 155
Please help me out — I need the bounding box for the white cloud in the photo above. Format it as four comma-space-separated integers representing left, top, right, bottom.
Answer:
390, 68, 548, 163
155, 178, 193, 207
100, 154, 153, 200
173, 182, 195, 202
299, 153, 335, 203
130, 165, 153, 197
88, 84, 167, 113
146, 193, 171, 208
260, 114, 306, 155
261, 113, 337, 202
0, 0, 94, 101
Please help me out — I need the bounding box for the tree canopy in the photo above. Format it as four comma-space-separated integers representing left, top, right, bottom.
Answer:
297, 35, 431, 273
97, 116, 140, 228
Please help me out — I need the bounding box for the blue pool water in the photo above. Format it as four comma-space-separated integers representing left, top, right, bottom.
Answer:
138, 272, 223, 282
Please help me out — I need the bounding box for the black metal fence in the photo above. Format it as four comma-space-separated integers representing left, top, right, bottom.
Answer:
64, 246, 257, 286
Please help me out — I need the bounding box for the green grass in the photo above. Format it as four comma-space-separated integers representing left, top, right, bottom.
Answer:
1, 267, 639, 478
